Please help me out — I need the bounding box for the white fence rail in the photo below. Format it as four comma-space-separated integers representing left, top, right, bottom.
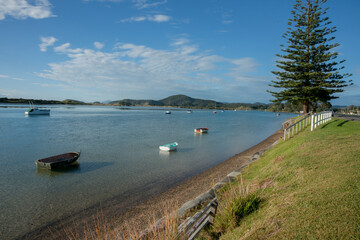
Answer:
284, 111, 332, 140
284, 113, 311, 140
310, 111, 332, 131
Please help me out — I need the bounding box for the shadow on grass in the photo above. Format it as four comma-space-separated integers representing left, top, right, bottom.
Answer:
337, 120, 349, 127
321, 119, 338, 129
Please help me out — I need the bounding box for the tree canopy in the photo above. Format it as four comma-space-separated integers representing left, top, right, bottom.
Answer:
268, 0, 352, 114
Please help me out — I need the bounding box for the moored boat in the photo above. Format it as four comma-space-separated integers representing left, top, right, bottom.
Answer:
187, 109, 192, 114
25, 107, 50, 115
159, 142, 178, 151
194, 127, 209, 133
165, 111, 171, 114
35, 152, 80, 170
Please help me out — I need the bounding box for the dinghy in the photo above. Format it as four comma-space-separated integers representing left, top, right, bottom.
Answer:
35, 152, 80, 170
194, 127, 209, 133
159, 142, 178, 151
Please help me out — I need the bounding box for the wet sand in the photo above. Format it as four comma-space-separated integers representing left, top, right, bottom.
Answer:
20, 128, 283, 239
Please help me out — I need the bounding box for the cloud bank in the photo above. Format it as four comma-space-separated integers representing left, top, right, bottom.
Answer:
0, 0, 54, 20
120, 14, 170, 23
37, 37, 268, 102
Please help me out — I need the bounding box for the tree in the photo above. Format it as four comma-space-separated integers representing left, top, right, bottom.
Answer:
268, 0, 352, 114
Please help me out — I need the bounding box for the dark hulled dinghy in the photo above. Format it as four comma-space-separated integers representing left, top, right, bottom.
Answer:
35, 152, 80, 170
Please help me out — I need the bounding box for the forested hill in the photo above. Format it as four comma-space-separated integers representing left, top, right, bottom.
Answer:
0, 95, 271, 110
0, 98, 85, 105
110, 94, 219, 108
110, 94, 269, 110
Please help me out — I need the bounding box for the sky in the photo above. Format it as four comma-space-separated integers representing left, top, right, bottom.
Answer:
0, 0, 359, 105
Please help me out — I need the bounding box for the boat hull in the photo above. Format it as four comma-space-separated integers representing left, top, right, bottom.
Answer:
25, 108, 50, 115
35, 152, 80, 170
194, 128, 209, 133
159, 142, 178, 151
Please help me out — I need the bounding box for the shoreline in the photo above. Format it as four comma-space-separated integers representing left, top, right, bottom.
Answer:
20, 128, 284, 239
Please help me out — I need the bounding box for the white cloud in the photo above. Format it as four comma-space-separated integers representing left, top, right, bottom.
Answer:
94, 42, 105, 49
0, 74, 25, 81
132, 0, 167, 9
231, 58, 258, 73
150, 14, 170, 22
171, 38, 189, 46
39, 36, 57, 52
0, 88, 26, 98
0, 0, 55, 20
54, 43, 83, 53
121, 14, 170, 23
37, 40, 261, 101
83, 0, 167, 9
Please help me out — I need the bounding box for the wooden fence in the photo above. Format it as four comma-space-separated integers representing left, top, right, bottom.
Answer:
283, 113, 311, 140
284, 111, 333, 140
177, 198, 218, 240
310, 111, 332, 131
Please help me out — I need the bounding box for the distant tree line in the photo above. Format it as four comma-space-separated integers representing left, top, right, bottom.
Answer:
0, 98, 85, 105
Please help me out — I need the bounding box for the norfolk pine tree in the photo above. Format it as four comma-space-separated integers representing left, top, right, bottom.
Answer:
269, 0, 352, 114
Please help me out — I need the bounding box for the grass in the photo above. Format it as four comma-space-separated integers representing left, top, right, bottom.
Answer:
211, 177, 261, 237
213, 118, 360, 239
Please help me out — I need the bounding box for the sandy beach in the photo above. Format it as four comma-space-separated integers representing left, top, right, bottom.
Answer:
20, 128, 284, 239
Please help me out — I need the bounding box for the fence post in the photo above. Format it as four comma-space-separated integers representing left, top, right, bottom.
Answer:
311, 114, 314, 131
288, 127, 290, 139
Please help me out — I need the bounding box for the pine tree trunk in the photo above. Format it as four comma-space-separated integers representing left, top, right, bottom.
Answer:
302, 100, 309, 115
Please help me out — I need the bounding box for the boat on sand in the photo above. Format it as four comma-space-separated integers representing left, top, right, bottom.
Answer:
35, 152, 81, 170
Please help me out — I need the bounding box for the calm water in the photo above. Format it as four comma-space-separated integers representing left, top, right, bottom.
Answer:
0, 105, 294, 239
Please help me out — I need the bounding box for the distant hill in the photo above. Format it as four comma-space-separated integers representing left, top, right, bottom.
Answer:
61, 99, 86, 104
110, 95, 219, 108
0, 97, 86, 105
158, 94, 219, 108
0, 95, 270, 111
109, 99, 163, 106
110, 94, 268, 110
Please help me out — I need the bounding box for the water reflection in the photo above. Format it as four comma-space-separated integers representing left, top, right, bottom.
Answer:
35, 162, 114, 177
35, 164, 80, 177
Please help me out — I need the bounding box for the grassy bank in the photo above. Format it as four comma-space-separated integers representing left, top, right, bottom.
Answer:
206, 118, 360, 239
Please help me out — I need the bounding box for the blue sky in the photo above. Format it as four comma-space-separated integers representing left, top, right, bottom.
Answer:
0, 0, 359, 105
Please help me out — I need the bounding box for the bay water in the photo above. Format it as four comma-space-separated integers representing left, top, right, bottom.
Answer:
0, 105, 294, 239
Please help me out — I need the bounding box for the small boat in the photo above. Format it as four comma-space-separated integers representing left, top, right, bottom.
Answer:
213, 111, 217, 114
194, 127, 209, 133
35, 152, 80, 169
165, 111, 171, 114
25, 102, 50, 115
25, 107, 50, 115
159, 142, 178, 151
187, 109, 192, 114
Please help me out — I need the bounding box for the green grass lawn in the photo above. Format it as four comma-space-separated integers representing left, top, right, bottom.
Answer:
210, 118, 360, 239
